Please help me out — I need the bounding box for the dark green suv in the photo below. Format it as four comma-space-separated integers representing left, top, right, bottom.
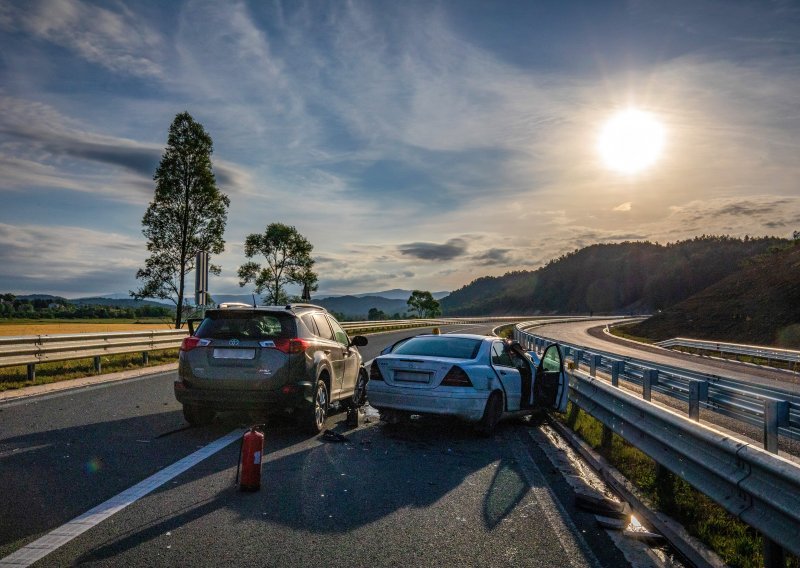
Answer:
174, 304, 368, 433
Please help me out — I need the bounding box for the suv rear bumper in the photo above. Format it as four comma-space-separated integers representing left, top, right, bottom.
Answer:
174, 380, 314, 412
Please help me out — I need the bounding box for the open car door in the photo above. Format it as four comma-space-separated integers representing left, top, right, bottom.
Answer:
534, 344, 569, 413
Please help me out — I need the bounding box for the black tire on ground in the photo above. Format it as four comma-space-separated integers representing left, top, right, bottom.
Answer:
476, 391, 503, 436
183, 404, 215, 426
301, 379, 329, 434
342, 370, 368, 410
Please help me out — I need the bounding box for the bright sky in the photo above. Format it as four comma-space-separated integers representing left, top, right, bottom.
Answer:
1, 0, 799, 298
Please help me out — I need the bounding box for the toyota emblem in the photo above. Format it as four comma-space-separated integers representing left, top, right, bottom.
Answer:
229, 339, 240, 346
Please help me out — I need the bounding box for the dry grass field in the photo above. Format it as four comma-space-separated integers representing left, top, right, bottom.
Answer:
0, 320, 176, 337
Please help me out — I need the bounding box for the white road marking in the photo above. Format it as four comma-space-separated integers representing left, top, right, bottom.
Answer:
0, 429, 244, 567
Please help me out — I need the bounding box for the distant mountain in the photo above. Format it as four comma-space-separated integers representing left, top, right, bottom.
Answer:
343, 289, 449, 301
71, 297, 172, 309
441, 236, 788, 316
626, 242, 800, 347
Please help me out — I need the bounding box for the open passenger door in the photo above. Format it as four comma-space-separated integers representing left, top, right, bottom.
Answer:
534, 344, 569, 413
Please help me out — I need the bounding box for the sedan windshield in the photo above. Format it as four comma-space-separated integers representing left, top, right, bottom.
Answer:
392, 337, 482, 359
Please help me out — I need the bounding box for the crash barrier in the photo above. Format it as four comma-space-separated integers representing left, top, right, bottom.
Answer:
657, 337, 800, 367
514, 321, 800, 560
0, 316, 578, 380
515, 324, 800, 446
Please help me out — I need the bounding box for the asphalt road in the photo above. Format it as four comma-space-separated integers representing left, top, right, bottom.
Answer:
0, 322, 637, 567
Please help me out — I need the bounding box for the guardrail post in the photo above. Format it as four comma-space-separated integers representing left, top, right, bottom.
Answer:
93, 356, 101, 374
573, 350, 583, 371
27, 363, 35, 382
643, 369, 658, 401
763, 399, 789, 454
610, 361, 624, 387
688, 381, 708, 421
142, 351, 149, 365
590, 355, 601, 377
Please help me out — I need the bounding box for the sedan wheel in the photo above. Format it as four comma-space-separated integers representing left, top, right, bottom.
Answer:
476, 392, 503, 436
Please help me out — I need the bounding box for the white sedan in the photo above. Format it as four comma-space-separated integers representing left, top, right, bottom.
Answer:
366, 334, 568, 434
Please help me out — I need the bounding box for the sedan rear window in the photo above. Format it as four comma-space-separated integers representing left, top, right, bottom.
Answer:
195, 312, 296, 340
392, 337, 482, 359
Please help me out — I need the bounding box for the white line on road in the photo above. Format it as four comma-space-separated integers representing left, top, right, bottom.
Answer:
0, 429, 244, 567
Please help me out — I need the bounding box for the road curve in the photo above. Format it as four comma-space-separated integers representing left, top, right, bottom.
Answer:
530, 319, 800, 392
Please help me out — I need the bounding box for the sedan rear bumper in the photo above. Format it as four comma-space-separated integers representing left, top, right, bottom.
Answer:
367, 381, 488, 422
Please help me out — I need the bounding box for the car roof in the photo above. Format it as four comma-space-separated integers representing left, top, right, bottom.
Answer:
409, 333, 494, 341
208, 304, 328, 315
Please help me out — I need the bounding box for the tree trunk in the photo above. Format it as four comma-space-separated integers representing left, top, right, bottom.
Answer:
175, 279, 184, 329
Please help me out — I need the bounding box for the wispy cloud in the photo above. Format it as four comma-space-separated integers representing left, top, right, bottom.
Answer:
0, 0, 165, 78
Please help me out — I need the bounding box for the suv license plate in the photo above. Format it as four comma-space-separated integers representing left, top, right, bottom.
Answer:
213, 348, 256, 360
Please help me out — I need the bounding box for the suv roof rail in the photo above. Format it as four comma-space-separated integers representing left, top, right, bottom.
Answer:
218, 302, 254, 309
285, 303, 326, 311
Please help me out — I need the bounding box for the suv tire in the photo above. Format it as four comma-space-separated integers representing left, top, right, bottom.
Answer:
183, 404, 215, 426
343, 370, 368, 410
302, 379, 329, 434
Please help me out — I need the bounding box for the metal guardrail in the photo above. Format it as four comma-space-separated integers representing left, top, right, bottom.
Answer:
0, 316, 547, 378
514, 321, 800, 558
657, 337, 800, 365
515, 323, 800, 446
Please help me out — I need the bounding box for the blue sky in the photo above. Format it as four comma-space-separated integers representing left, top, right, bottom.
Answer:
1, 0, 799, 298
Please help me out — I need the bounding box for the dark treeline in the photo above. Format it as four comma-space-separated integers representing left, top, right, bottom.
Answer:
441, 236, 788, 316
0, 294, 173, 319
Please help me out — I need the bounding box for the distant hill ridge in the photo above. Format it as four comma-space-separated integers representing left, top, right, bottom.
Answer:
441, 236, 788, 316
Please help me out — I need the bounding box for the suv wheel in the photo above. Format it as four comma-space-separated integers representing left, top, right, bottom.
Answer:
343, 370, 368, 409
183, 404, 215, 426
302, 379, 328, 434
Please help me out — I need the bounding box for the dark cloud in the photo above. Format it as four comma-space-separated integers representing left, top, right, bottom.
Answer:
1, 268, 138, 297
472, 248, 513, 266
398, 238, 468, 261
716, 201, 787, 216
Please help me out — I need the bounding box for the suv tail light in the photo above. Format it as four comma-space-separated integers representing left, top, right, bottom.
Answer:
370, 360, 384, 381
441, 366, 472, 387
180, 337, 211, 352
273, 338, 310, 354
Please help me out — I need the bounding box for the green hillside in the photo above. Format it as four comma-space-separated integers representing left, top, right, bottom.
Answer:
626, 242, 800, 347
441, 236, 787, 316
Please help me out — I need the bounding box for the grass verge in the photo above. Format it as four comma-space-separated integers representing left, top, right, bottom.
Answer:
607, 323, 656, 344
0, 348, 179, 392
559, 402, 799, 568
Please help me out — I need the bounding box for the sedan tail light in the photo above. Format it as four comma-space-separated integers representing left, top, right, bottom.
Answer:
369, 360, 384, 381
180, 337, 211, 352
273, 338, 310, 354
441, 366, 472, 387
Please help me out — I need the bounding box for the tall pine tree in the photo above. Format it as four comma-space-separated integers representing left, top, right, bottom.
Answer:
131, 112, 230, 328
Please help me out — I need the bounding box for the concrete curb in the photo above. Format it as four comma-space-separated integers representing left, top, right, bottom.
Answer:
0, 363, 178, 404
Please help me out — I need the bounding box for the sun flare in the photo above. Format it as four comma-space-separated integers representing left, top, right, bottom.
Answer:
598, 109, 665, 174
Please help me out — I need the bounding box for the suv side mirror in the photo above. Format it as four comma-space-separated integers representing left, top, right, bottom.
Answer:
350, 335, 368, 348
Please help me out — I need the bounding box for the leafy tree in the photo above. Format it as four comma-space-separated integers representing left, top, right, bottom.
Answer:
407, 290, 441, 318
131, 112, 230, 328
238, 223, 318, 305
368, 307, 387, 320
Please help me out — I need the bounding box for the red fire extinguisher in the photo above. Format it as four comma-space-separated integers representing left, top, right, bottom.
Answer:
237, 425, 264, 492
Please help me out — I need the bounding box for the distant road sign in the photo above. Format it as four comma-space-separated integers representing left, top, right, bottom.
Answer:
195, 251, 209, 305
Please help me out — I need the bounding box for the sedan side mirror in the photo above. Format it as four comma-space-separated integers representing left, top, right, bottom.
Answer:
350, 335, 368, 348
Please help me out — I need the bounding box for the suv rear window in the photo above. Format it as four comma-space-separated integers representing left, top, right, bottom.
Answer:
195, 311, 296, 340
392, 337, 482, 359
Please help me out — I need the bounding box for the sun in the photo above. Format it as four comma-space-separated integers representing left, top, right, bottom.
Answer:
598, 109, 665, 174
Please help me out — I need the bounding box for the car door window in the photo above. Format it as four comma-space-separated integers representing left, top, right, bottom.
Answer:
327, 316, 350, 347
301, 314, 319, 336
542, 346, 561, 373
312, 313, 335, 341
491, 343, 513, 367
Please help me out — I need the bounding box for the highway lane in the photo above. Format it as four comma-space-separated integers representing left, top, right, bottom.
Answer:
0, 321, 641, 567
532, 319, 800, 392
